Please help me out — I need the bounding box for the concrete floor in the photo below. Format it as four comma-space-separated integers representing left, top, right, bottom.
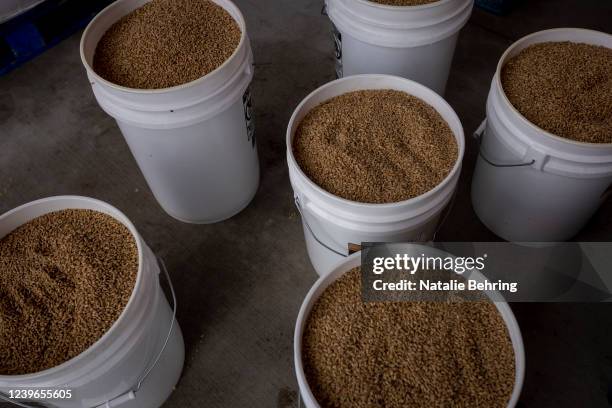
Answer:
1, 0, 611, 407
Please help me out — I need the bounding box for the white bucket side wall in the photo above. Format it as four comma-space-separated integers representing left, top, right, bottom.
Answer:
292, 166, 459, 275
340, 32, 459, 95
472, 158, 611, 242
327, 0, 473, 95
0, 197, 184, 408
294, 251, 525, 408
119, 100, 260, 224
328, 0, 473, 46
299, 212, 443, 276
472, 28, 612, 241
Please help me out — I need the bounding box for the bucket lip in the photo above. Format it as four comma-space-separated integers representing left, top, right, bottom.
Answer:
352, 0, 450, 10
286, 74, 465, 210
495, 27, 612, 148
294, 248, 525, 408
0, 195, 146, 381
79, 0, 249, 95
328, 0, 472, 48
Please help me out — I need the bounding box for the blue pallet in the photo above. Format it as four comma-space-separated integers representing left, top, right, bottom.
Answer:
475, 0, 516, 15
0, 0, 114, 76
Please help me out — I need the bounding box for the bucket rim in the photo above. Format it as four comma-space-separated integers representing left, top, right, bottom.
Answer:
293, 248, 526, 408
0, 195, 147, 382
79, 0, 249, 95
495, 27, 612, 148
351, 0, 452, 11
327, 0, 473, 48
286, 74, 465, 210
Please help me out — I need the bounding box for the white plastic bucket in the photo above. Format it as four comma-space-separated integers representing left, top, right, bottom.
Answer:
80, 0, 259, 224
286, 74, 465, 276
471, 28, 612, 242
0, 196, 184, 408
294, 249, 526, 408
326, 0, 473, 95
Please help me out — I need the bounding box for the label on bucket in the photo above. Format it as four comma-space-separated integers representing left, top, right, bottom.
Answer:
331, 23, 342, 78
242, 87, 256, 148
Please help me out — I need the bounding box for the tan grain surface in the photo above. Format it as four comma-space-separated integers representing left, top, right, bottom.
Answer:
502, 41, 612, 144
93, 0, 241, 89
303, 267, 516, 408
0, 209, 138, 375
293, 89, 458, 203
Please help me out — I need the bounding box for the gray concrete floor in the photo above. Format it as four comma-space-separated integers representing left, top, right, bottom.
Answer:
1, 0, 612, 407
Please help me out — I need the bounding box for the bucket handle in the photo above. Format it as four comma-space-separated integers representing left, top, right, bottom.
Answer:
431, 189, 457, 242
294, 196, 357, 258
475, 119, 535, 168
95, 256, 178, 408
294, 190, 454, 257
134, 257, 178, 392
